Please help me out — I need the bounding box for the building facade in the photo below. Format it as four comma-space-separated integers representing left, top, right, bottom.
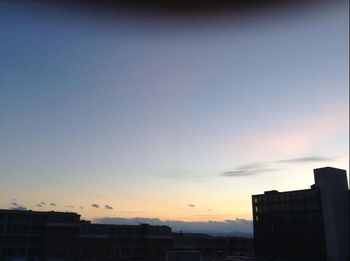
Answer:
0, 210, 81, 260
0, 210, 172, 261
252, 167, 349, 261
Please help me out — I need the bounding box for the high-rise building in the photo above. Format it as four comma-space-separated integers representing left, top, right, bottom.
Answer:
252, 167, 349, 261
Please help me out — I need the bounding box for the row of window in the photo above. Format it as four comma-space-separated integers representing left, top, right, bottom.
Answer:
255, 210, 323, 219
0, 225, 45, 233
0, 236, 44, 245
257, 245, 326, 257
0, 213, 79, 224
0, 213, 46, 223
254, 200, 321, 213
0, 246, 160, 257
81, 226, 145, 235
253, 190, 319, 204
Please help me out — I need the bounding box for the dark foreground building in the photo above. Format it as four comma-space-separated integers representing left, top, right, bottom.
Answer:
0, 210, 81, 260
0, 210, 172, 261
172, 233, 254, 260
0, 209, 253, 261
252, 167, 349, 261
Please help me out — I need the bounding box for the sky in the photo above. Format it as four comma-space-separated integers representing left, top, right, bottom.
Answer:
0, 1, 348, 232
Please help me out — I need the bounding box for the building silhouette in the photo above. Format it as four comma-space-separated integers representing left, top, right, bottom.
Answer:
0, 209, 253, 260
0, 210, 172, 261
252, 167, 349, 261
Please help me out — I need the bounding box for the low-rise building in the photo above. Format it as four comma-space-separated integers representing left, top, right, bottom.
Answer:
172, 233, 254, 261
0, 210, 253, 261
0, 210, 172, 261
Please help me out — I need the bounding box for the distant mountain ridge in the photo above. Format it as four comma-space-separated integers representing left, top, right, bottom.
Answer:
94, 217, 253, 237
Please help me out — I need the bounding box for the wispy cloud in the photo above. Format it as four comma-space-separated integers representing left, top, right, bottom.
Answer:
236, 162, 265, 170
220, 155, 336, 178
10, 201, 27, 211
220, 162, 279, 177
221, 170, 256, 177
91, 204, 99, 208
50, 203, 56, 206
105, 205, 113, 210
276, 156, 336, 164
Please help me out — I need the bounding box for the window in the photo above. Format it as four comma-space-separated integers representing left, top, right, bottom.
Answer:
0, 213, 6, 221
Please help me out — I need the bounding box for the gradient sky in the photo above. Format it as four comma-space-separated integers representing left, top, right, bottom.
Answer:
0, 1, 349, 223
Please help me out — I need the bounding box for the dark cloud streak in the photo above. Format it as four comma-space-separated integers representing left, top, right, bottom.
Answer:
221, 155, 336, 178
10, 201, 27, 211
276, 156, 335, 164
220, 168, 279, 177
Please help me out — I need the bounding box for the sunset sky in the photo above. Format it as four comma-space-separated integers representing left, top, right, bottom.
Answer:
0, 1, 348, 226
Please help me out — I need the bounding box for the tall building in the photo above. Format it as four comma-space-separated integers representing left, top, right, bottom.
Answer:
252, 167, 349, 261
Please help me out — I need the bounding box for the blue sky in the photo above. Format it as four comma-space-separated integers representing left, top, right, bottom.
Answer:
0, 1, 348, 226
